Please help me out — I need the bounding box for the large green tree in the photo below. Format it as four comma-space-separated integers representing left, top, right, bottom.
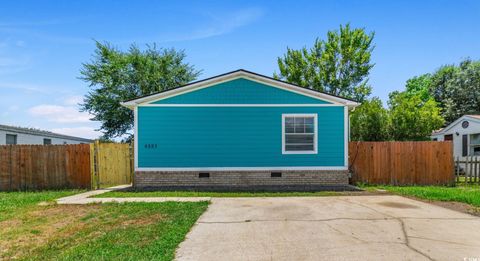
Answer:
403, 59, 480, 124
350, 97, 390, 141
404, 74, 432, 102
80, 42, 200, 139
388, 92, 444, 141
428, 64, 457, 114
437, 60, 480, 123
275, 24, 375, 102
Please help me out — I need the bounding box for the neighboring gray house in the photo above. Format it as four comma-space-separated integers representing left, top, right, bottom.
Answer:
431, 115, 480, 159
0, 124, 93, 145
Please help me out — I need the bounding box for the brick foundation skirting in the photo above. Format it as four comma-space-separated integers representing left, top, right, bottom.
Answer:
134, 170, 349, 191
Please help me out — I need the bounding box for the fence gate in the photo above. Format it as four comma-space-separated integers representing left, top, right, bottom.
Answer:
90, 141, 133, 189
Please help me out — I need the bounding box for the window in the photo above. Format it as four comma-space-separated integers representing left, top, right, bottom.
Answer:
282, 114, 317, 154
463, 135, 468, 156
43, 138, 52, 145
6, 134, 17, 145
469, 133, 480, 156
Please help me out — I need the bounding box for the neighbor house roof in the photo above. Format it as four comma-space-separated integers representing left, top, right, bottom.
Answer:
0, 124, 94, 142
466, 115, 480, 120
121, 69, 360, 109
432, 114, 480, 135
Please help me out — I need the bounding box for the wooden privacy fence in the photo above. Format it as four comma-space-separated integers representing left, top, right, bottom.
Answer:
0, 142, 133, 191
349, 141, 454, 185
0, 144, 91, 191
454, 156, 480, 184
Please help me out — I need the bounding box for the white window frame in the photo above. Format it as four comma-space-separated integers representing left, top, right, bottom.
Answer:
469, 133, 480, 156
282, 113, 318, 154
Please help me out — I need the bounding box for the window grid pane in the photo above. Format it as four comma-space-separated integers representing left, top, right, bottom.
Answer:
284, 116, 315, 152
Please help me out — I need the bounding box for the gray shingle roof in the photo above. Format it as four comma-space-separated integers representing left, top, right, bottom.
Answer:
0, 124, 94, 143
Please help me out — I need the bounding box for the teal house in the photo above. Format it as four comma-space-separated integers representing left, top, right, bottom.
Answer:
122, 70, 359, 190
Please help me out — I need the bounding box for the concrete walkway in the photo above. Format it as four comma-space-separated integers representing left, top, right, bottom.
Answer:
56, 185, 210, 204
176, 196, 480, 261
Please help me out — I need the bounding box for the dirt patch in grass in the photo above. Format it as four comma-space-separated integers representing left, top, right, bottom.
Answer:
0, 204, 102, 259
377, 201, 419, 209
404, 196, 480, 217
120, 213, 165, 227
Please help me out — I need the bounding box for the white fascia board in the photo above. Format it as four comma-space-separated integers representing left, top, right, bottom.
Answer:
433, 115, 480, 135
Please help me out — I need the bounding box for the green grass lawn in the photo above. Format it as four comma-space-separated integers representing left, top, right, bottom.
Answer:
94, 190, 347, 198
0, 190, 84, 222
362, 184, 480, 207
0, 191, 208, 261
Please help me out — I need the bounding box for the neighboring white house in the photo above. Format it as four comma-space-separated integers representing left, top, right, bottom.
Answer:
431, 115, 480, 159
0, 124, 93, 145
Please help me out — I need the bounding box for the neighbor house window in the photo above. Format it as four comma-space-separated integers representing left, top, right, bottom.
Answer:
282, 114, 317, 154
469, 133, 480, 156
6, 134, 17, 145
43, 138, 52, 145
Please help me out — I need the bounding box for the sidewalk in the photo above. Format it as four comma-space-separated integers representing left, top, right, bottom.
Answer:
56, 185, 211, 204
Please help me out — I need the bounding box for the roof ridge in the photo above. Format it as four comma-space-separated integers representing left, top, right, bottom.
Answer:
0, 124, 93, 141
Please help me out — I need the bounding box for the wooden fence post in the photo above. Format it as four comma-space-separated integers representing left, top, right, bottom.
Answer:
475, 156, 478, 184
9, 145, 13, 191
90, 141, 100, 190
456, 156, 460, 183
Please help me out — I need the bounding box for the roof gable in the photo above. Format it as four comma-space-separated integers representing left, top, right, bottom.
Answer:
151, 77, 332, 104
121, 69, 359, 108
433, 115, 480, 135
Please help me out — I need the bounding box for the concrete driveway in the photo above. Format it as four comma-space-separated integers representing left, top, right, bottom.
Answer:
176, 195, 480, 261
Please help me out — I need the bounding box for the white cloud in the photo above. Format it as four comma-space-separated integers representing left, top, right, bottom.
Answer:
63, 95, 84, 106
28, 104, 92, 123
0, 38, 32, 74
15, 40, 26, 47
0, 55, 31, 74
50, 127, 100, 139
119, 7, 264, 44
188, 7, 264, 40
0, 82, 41, 92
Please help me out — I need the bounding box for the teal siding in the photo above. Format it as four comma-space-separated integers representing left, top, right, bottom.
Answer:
152, 78, 331, 104
138, 106, 345, 168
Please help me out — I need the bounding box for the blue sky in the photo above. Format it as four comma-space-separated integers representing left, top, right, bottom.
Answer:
1, 0, 479, 139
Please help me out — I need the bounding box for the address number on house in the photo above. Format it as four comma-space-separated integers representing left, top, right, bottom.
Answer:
144, 144, 157, 149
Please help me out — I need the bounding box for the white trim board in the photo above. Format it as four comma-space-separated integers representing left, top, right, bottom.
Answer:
134, 107, 139, 169
344, 106, 349, 167
433, 115, 480, 135
139, 104, 343, 107
136, 166, 348, 171
121, 70, 360, 109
